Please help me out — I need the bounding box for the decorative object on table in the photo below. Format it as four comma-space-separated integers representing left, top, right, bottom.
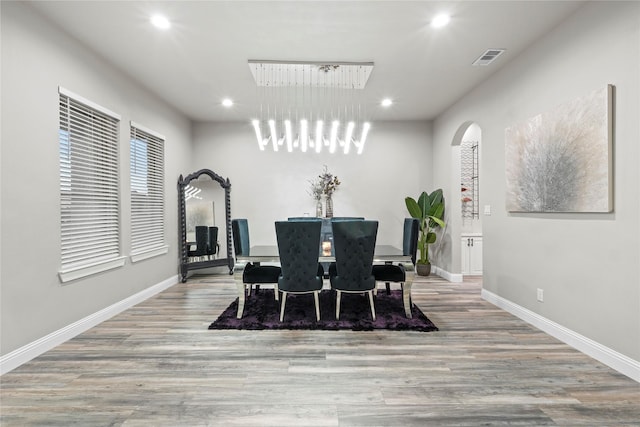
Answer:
405, 189, 446, 276
308, 178, 324, 217
208, 289, 438, 332
505, 85, 613, 213
318, 165, 340, 218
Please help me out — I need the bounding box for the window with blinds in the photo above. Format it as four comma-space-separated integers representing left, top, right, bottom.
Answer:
130, 122, 167, 261
58, 87, 124, 282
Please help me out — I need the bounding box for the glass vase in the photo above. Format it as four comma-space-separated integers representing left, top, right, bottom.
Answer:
325, 195, 333, 218
315, 199, 323, 217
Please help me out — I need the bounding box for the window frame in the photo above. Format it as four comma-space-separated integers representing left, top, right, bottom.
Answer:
58, 87, 125, 283
129, 121, 168, 262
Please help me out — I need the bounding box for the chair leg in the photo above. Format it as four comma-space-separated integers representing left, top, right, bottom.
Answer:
335, 290, 342, 320
385, 282, 391, 295
236, 283, 248, 319
400, 283, 410, 307
368, 290, 376, 321
279, 292, 287, 322
275, 284, 279, 301
313, 291, 320, 321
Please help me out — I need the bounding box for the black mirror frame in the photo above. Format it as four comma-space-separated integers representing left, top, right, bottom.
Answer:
178, 169, 234, 282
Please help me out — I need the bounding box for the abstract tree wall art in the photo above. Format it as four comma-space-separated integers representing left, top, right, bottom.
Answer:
505, 85, 613, 213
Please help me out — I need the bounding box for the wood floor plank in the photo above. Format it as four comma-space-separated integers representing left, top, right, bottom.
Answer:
1, 275, 638, 426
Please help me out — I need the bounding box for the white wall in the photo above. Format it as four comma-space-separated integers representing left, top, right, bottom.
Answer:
432, 2, 640, 361
1, 2, 192, 356
191, 121, 432, 249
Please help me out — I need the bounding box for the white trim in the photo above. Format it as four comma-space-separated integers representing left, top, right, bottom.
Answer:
130, 245, 169, 263
58, 86, 121, 120
482, 288, 640, 383
432, 265, 464, 283
130, 121, 165, 140
0, 275, 178, 375
58, 256, 126, 283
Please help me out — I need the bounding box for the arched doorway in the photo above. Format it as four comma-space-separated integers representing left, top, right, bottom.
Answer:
451, 122, 483, 277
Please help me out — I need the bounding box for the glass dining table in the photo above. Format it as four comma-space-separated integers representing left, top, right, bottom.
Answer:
233, 245, 415, 319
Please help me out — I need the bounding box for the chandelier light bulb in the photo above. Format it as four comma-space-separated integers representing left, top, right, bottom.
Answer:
343, 121, 355, 154
268, 120, 278, 152
300, 119, 308, 152
252, 119, 265, 151
358, 122, 371, 155
284, 120, 293, 152
329, 120, 340, 154
315, 120, 324, 153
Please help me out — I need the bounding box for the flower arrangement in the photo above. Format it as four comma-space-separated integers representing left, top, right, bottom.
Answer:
318, 165, 340, 196
308, 178, 324, 201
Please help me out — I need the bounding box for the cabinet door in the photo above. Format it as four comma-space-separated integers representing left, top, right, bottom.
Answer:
468, 237, 483, 275
461, 237, 471, 274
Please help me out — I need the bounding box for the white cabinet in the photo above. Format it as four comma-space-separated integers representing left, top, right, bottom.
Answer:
461, 235, 483, 275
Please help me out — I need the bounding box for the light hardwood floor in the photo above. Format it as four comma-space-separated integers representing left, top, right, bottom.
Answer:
1, 274, 639, 426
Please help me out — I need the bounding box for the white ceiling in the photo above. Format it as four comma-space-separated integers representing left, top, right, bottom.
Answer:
27, 1, 584, 122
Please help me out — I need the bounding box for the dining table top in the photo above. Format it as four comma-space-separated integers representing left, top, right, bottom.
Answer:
236, 244, 411, 264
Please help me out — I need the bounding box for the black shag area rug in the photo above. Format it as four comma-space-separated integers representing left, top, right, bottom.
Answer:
209, 288, 438, 332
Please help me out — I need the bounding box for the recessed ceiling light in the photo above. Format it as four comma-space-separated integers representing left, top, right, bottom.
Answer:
222, 98, 233, 107
431, 13, 450, 28
150, 14, 171, 30
381, 98, 393, 107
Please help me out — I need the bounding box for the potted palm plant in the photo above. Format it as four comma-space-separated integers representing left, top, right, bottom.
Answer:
405, 189, 446, 276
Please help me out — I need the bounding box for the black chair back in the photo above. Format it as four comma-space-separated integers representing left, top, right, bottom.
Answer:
207, 226, 219, 256
190, 225, 208, 257
275, 221, 323, 293
330, 220, 378, 291
403, 218, 420, 264
231, 219, 250, 256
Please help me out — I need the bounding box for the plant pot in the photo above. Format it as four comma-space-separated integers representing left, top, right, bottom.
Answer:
416, 263, 431, 276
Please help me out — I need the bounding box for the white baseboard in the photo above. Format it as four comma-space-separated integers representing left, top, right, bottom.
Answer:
481, 288, 640, 383
432, 265, 463, 283
0, 275, 178, 375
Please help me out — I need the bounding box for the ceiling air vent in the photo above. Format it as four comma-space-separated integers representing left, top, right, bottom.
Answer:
472, 48, 506, 66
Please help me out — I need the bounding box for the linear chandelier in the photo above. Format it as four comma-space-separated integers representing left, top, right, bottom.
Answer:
248, 60, 374, 154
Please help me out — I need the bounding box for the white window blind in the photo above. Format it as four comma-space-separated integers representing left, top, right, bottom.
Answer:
59, 88, 123, 281
130, 122, 166, 260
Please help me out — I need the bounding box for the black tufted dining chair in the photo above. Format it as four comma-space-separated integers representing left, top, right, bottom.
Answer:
206, 226, 219, 259
372, 218, 419, 295
232, 218, 281, 300
188, 225, 209, 261
329, 220, 378, 320
275, 220, 324, 321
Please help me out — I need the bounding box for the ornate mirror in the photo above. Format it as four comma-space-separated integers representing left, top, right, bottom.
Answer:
178, 169, 234, 281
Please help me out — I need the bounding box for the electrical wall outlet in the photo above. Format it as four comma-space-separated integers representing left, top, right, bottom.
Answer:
537, 288, 544, 302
